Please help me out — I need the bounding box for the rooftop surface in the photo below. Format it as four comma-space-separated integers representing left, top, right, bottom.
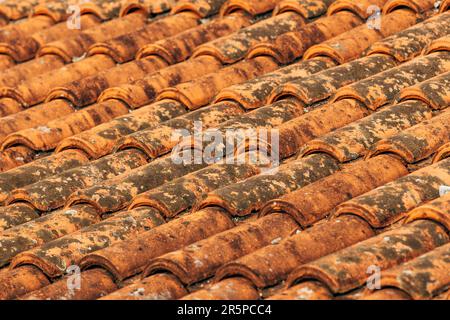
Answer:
0, 0, 448, 300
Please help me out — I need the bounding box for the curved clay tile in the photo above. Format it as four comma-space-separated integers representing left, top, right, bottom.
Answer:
368, 110, 450, 164
137, 13, 251, 64
115, 101, 244, 159
220, 0, 279, 16
174, 98, 305, 161
0, 203, 39, 232
158, 57, 278, 109
367, 13, 450, 62
6, 149, 147, 212
192, 12, 306, 64
0, 146, 35, 173
0, 205, 100, 268
11, 207, 166, 278
383, 0, 437, 14
0, 16, 52, 60
215, 57, 335, 110
38, 12, 147, 63
142, 213, 299, 285
247, 12, 363, 64
0, 56, 65, 90
261, 155, 408, 228
215, 215, 374, 289
100, 273, 187, 300
303, 9, 419, 64
0, 0, 40, 22
219, 97, 306, 132
197, 154, 339, 216
87, 12, 200, 63
56, 100, 187, 159
21, 269, 117, 300
277, 100, 370, 159
270, 55, 397, 104
368, 243, 450, 299
335, 158, 450, 228
182, 277, 259, 300
268, 281, 333, 300
0, 265, 50, 300
30, 14, 102, 49
0, 55, 116, 109
433, 142, 450, 163
333, 52, 450, 110
328, 0, 388, 18
299, 101, 432, 162
171, 0, 228, 17
0, 14, 101, 64
98, 56, 222, 109
79, 207, 235, 281
286, 220, 449, 294
120, 0, 177, 16
130, 163, 260, 217
273, 0, 334, 19
1, 100, 129, 152
399, 71, 450, 110
0, 99, 75, 144
65, 156, 207, 214
425, 35, 450, 54
33, 0, 123, 22
405, 192, 450, 233
0, 150, 89, 205
46, 56, 168, 107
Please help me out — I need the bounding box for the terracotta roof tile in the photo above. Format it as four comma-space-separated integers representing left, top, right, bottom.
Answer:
0, 149, 89, 205
248, 11, 363, 63
56, 99, 188, 159
21, 268, 117, 300
99, 55, 222, 108
129, 163, 260, 218
194, 11, 307, 63
368, 108, 450, 163
0, 203, 39, 232
363, 243, 450, 300
285, 220, 449, 294
0, 204, 100, 268
1, 100, 128, 151
120, 0, 177, 17
383, 0, 438, 14
335, 158, 450, 228
182, 277, 259, 300
142, 213, 298, 287
10, 206, 166, 277
80, 207, 234, 281
367, 12, 450, 62
88, 12, 199, 63
270, 55, 397, 104
137, 12, 251, 64
333, 52, 450, 110
0, 0, 448, 301
172, 0, 231, 17
215, 215, 374, 290
299, 100, 433, 162
406, 192, 450, 233
101, 273, 188, 300
273, 0, 335, 18
6, 149, 147, 212
220, 0, 280, 16
261, 155, 408, 227
328, 0, 389, 18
